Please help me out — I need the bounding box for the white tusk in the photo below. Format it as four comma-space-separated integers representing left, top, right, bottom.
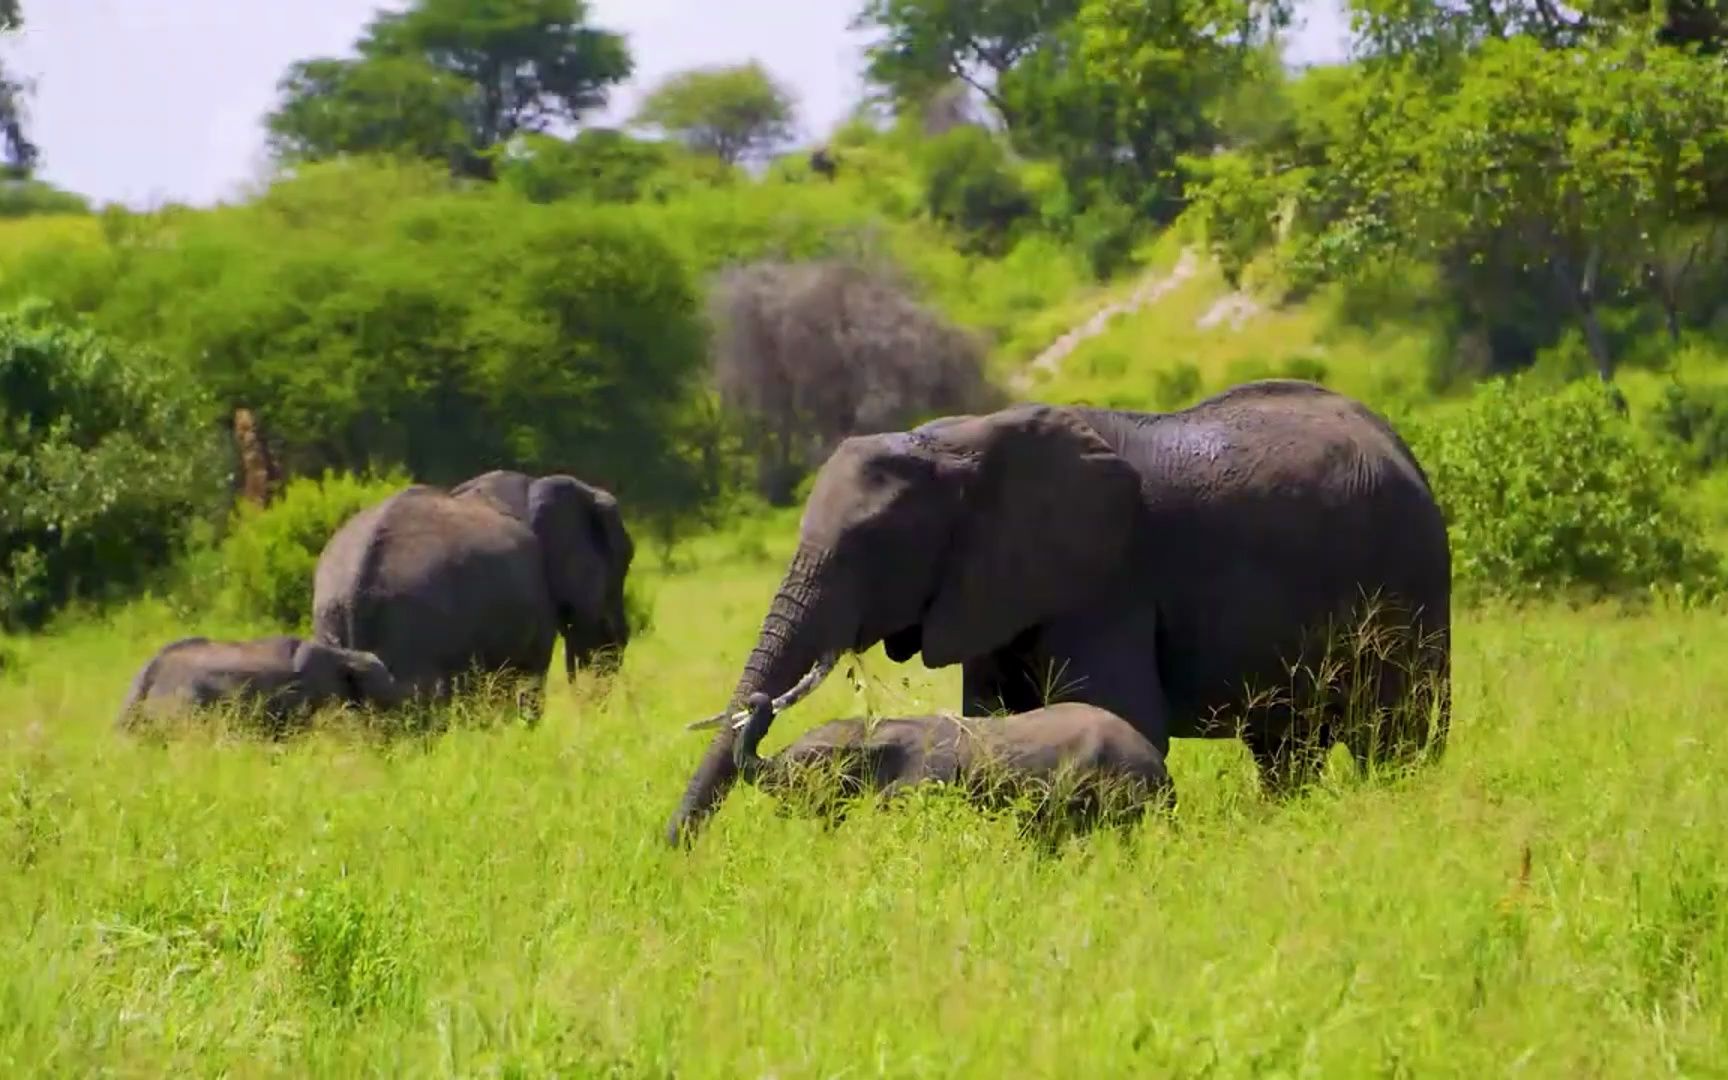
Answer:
683, 653, 839, 733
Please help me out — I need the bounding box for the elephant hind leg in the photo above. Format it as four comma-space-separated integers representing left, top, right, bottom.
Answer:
1333, 621, 1450, 779
1246, 720, 1333, 797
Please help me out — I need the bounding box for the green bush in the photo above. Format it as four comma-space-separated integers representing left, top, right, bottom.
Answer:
0, 180, 91, 219
218, 469, 410, 629
917, 126, 1034, 256
499, 130, 734, 205
0, 301, 227, 629
1648, 381, 1728, 473
1406, 377, 1721, 601
5, 162, 711, 515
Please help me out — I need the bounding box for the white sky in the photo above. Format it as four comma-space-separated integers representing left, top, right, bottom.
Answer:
0, 1, 1352, 209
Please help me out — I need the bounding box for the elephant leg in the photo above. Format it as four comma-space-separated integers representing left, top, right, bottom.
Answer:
961, 626, 1045, 717
1245, 703, 1334, 796
515, 675, 546, 727
1022, 604, 1173, 758
1336, 637, 1447, 779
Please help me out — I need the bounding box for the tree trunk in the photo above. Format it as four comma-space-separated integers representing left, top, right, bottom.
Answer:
1548, 242, 1615, 383
231, 406, 279, 508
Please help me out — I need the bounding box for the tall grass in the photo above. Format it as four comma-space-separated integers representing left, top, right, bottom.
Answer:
1, 520, 1724, 1074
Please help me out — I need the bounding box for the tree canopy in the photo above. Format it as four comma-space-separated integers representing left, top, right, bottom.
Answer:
264, 0, 631, 179
632, 62, 798, 165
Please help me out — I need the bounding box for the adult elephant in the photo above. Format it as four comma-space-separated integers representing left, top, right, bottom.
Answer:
312, 469, 634, 716
666, 380, 1451, 845
116, 635, 403, 733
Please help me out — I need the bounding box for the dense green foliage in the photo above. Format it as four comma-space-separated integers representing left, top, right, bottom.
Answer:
631, 61, 798, 166
4, 162, 711, 507
265, 0, 631, 179
1409, 378, 1722, 600
215, 470, 411, 630
0, 302, 225, 629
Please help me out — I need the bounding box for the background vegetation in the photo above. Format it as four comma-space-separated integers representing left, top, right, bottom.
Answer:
4, 0, 1728, 1070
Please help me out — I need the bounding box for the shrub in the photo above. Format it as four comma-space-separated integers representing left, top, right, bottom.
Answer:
0, 180, 91, 219
218, 469, 410, 629
8, 164, 711, 516
499, 129, 733, 205
0, 301, 227, 629
917, 126, 1035, 256
1405, 377, 1721, 601
1648, 381, 1728, 473
711, 258, 1003, 505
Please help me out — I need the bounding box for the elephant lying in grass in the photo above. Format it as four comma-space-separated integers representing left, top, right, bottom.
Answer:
731, 686, 1174, 836
116, 635, 403, 735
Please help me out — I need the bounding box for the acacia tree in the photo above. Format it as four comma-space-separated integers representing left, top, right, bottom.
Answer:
632, 62, 797, 165
265, 0, 631, 178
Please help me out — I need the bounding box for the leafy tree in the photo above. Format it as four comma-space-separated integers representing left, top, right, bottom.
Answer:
852, 0, 1081, 126
265, 56, 471, 170
265, 0, 631, 178
1192, 27, 1728, 381
1000, 0, 1287, 221
916, 124, 1034, 253
0, 0, 36, 178
632, 62, 798, 165
0, 300, 227, 629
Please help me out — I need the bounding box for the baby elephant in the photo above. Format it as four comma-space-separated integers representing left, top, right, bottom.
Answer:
734, 693, 1174, 834
117, 635, 404, 734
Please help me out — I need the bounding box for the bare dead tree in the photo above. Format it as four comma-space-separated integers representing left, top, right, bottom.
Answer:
710, 258, 1002, 504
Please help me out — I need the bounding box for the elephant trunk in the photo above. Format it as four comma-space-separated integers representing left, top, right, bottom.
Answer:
664, 547, 842, 847
563, 628, 578, 683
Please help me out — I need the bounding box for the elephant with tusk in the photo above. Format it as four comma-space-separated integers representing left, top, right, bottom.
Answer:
666, 379, 1451, 846
732, 690, 1174, 833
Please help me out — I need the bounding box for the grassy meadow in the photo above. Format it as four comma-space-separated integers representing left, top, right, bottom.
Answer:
2, 512, 1726, 1076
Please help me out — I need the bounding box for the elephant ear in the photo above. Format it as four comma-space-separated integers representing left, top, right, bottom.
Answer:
920, 404, 1142, 668
528, 477, 608, 619
591, 488, 634, 576
342, 649, 397, 705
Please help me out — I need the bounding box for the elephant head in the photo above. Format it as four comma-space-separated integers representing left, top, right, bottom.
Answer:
453, 470, 636, 680
291, 640, 404, 709
665, 403, 1143, 846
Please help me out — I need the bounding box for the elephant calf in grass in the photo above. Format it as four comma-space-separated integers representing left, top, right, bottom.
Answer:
116, 635, 403, 735
732, 690, 1174, 837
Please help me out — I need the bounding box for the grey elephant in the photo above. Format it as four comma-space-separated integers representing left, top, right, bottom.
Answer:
116, 635, 403, 733
734, 688, 1173, 833
311, 469, 635, 717
667, 380, 1451, 845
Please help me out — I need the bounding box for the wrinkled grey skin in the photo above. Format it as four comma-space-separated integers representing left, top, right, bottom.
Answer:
311, 470, 634, 717
668, 380, 1451, 846
116, 635, 402, 732
736, 693, 1173, 830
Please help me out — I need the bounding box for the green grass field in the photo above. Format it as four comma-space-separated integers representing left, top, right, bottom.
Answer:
3, 514, 1726, 1076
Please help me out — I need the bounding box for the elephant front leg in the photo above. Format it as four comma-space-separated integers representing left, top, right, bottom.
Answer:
1012, 605, 1173, 759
